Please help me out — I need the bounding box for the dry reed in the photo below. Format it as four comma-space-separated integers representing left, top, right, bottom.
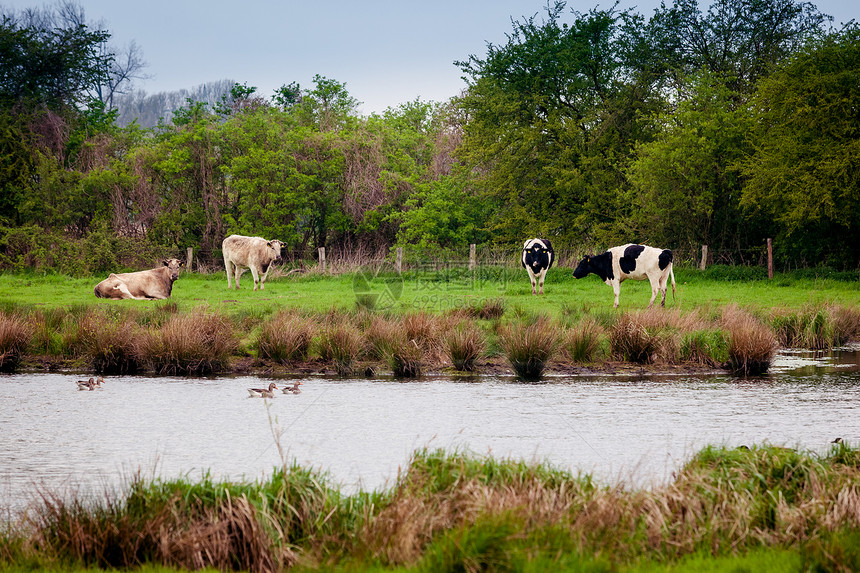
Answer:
0, 312, 32, 372
722, 305, 779, 375
257, 310, 314, 364
317, 322, 363, 375
444, 322, 486, 371
499, 317, 561, 380
142, 311, 237, 375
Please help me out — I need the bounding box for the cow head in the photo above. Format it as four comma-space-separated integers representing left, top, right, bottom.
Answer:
267, 240, 283, 261
162, 258, 185, 281
572, 255, 593, 279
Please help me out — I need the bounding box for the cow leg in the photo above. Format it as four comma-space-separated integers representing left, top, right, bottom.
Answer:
537, 268, 547, 295
525, 267, 537, 295
233, 266, 243, 289
647, 275, 659, 308
224, 258, 233, 289
259, 268, 268, 290
612, 281, 621, 308
113, 281, 145, 300
250, 266, 261, 291
658, 271, 669, 307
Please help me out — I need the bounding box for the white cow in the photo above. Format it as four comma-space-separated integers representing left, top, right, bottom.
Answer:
572, 244, 676, 308
222, 235, 283, 290
93, 259, 184, 300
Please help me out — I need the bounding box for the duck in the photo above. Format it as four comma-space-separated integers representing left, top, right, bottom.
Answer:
282, 381, 303, 394
76, 377, 96, 391
832, 437, 843, 444
248, 382, 278, 398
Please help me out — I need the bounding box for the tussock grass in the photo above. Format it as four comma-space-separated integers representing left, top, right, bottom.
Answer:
499, 317, 560, 380
0, 312, 32, 372
680, 329, 730, 366
142, 311, 237, 375
722, 305, 779, 375
257, 310, 314, 364
3, 443, 860, 571
562, 317, 608, 363
78, 309, 143, 374
317, 322, 362, 375
609, 311, 673, 364
444, 322, 486, 371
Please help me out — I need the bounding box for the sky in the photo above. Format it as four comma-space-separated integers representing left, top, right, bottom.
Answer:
3, 0, 857, 115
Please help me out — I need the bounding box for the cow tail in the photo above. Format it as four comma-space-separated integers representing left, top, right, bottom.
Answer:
94, 285, 102, 298
670, 265, 676, 303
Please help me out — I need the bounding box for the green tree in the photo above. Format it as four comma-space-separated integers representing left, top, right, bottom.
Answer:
626, 70, 752, 257
456, 2, 658, 246
740, 26, 860, 268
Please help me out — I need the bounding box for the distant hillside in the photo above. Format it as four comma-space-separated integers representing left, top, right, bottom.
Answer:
114, 79, 236, 128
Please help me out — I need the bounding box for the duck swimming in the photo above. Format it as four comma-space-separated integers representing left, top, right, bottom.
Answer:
282, 381, 303, 394
248, 382, 278, 398
76, 377, 96, 391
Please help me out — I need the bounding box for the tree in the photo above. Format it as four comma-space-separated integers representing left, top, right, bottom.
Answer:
740, 26, 860, 267
626, 70, 752, 258
456, 2, 658, 246
648, 0, 828, 93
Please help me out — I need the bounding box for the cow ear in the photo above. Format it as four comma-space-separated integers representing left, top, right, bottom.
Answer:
180, 261, 185, 267
267, 241, 272, 248
162, 260, 168, 267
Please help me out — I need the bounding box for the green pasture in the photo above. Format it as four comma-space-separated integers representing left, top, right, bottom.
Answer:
1, 265, 859, 317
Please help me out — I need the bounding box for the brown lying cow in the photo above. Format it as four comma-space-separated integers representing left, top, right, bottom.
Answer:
93, 259, 184, 300
222, 234, 283, 290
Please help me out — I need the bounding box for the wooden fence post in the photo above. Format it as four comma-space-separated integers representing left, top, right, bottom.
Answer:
767, 238, 773, 279
396, 247, 403, 275
186, 247, 193, 271
700, 245, 708, 271
469, 244, 476, 270
318, 246, 326, 274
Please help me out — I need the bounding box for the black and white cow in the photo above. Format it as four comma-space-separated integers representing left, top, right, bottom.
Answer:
521, 238, 555, 295
572, 244, 676, 308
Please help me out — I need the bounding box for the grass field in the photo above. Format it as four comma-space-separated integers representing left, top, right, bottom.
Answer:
2, 264, 859, 317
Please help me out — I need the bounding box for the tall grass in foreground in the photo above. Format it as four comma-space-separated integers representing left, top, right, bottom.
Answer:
3, 442, 859, 572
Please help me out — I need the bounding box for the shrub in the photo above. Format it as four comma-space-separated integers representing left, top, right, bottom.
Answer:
445, 323, 486, 371
257, 311, 314, 364
499, 318, 560, 380
562, 317, 608, 364
142, 312, 236, 375
0, 312, 32, 372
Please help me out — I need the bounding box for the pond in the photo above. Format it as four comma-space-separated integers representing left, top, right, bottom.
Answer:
2, 347, 859, 516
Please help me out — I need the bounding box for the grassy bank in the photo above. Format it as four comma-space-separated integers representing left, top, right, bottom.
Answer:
1, 267, 860, 377
1, 443, 858, 572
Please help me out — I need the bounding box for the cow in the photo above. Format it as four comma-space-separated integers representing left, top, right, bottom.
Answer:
222, 234, 283, 290
93, 259, 184, 300
521, 238, 555, 295
572, 244, 676, 308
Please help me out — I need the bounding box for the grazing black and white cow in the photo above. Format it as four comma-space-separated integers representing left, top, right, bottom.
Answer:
572, 244, 676, 308
521, 238, 555, 295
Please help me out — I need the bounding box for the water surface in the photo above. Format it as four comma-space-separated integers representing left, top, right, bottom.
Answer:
1, 348, 858, 515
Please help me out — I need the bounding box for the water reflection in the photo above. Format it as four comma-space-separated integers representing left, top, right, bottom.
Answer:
1, 348, 858, 516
